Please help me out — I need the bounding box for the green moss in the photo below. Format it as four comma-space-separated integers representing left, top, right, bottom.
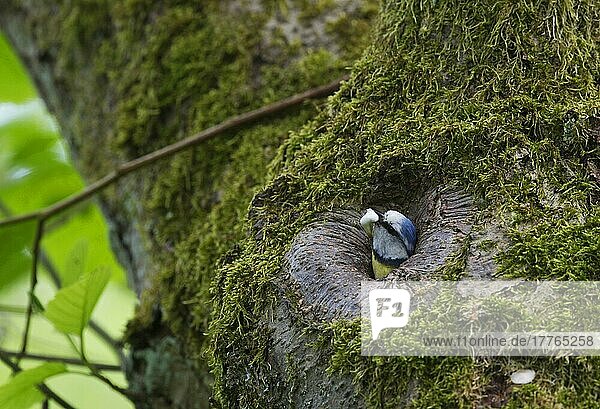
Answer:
317, 319, 477, 408
208, 0, 600, 406
319, 320, 600, 408
326, 2, 380, 57
498, 209, 600, 280
297, 0, 336, 20
481, 357, 600, 408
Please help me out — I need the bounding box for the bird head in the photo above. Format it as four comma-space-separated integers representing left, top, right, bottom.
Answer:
359, 208, 379, 236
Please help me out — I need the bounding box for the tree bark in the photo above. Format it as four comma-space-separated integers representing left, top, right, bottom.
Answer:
2, 0, 599, 408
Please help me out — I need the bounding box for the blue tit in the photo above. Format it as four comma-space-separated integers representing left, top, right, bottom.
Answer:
360, 208, 417, 279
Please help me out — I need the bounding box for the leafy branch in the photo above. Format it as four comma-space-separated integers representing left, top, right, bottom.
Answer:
44, 267, 141, 400
0, 349, 121, 371
0, 200, 124, 364
0, 352, 75, 409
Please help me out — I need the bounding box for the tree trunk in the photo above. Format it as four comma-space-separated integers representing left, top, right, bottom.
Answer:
2, 0, 599, 408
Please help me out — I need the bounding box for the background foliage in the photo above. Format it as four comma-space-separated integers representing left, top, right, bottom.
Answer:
0, 33, 136, 409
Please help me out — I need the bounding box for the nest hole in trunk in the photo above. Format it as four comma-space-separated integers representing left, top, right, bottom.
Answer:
283, 186, 475, 321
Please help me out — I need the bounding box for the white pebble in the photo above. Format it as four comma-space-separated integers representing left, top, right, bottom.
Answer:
510, 369, 536, 384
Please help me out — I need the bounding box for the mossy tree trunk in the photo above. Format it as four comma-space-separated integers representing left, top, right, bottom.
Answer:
2, 0, 599, 408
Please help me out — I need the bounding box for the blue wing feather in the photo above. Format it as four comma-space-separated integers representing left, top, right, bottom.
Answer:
390, 216, 417, 255
401, 220, 416, 254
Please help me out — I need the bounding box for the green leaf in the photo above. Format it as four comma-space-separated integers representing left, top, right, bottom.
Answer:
0, 34, 36, 102
45, 267, 110, 335
0, 362, 66, 409
0, 221, 36, 290
0, 113, 73, 199
62, 240, 89, 287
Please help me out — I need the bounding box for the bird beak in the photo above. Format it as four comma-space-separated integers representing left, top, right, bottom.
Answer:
372, 209, 398, 237
372, 209, 385, 220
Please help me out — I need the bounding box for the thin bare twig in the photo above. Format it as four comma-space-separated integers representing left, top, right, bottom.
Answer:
0, 304, 27, 313
18, 218, 44, 362
0, 348, 121, 371
88, 322, 124, 359
86, 363, 141, 400
78, 332, 138, 400
0, 76, 347, 228
0, 350, 76, 409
